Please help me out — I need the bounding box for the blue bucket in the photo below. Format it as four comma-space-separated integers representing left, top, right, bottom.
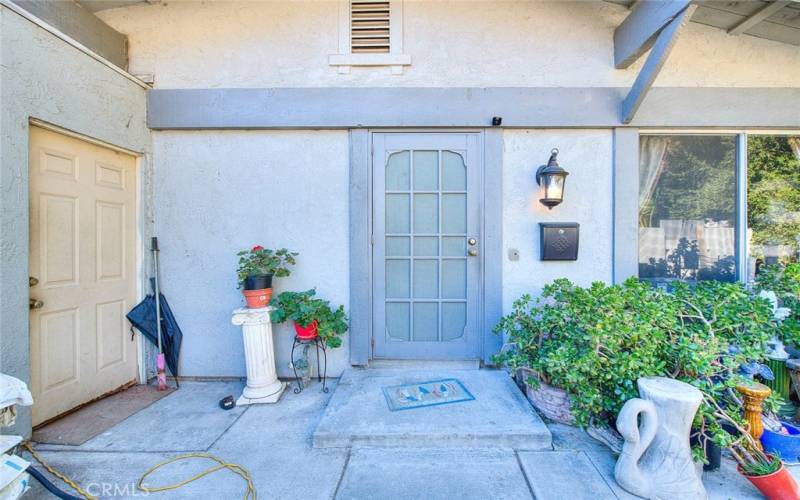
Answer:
761, 422, 800, 465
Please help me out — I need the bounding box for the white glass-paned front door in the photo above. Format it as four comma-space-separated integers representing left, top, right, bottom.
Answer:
373, 133, 481, 360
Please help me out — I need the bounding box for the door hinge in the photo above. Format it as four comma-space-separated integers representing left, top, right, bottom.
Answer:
370, 234, 375, 246
371, 337, 375, 350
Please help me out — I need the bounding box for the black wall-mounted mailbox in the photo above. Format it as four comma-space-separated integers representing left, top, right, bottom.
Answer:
539, 223, 579, 261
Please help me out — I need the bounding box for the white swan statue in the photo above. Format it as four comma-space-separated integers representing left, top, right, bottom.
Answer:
615, 377, 708, 500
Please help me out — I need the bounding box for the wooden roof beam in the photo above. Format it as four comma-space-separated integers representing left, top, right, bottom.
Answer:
728, 0, 790, 36
621, 3, 698, 123
614, 0, 693, 69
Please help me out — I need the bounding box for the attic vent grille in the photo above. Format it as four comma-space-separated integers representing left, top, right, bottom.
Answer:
351, 1, 391, 53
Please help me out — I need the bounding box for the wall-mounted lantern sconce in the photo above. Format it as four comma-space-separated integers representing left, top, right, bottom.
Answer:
536, 148, 569, 209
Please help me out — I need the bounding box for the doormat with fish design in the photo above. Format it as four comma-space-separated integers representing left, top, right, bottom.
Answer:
382, 378, 474, 411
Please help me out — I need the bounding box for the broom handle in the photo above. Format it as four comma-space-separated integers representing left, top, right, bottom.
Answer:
152, 237, 163, 354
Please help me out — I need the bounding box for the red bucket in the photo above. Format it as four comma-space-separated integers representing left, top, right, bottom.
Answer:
294, 320, 319, 340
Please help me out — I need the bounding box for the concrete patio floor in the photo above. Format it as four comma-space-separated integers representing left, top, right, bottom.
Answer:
19, 373, 799, 499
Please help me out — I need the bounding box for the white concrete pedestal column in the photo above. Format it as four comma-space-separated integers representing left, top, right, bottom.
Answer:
231, 307, 286, 405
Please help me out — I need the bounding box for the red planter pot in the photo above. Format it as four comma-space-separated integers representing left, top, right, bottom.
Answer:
739, 462, 800, 500
294, 320, 319, 340
242, 288, 272, 309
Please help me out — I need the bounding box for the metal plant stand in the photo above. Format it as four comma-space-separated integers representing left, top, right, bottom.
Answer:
291, 336, 328, 394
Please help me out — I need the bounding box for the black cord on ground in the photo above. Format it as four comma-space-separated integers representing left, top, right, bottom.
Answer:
26, 466, 84, 500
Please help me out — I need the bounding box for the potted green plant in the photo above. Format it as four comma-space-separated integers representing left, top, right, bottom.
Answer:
236, 246, 297, 308
495, 276, 800, 497
703, 389, 800, 500
737, 452, 799, 499
270, 289, 348, 348
493, 279, 678, 426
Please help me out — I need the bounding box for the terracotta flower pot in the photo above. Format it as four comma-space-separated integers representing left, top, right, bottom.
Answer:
739, 461, 800, 500
294, 320, 319, 340
242, 288, 272, 309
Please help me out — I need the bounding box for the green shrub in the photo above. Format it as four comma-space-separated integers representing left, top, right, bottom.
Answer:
756, 263, 800, 347
494, 278, 777, 439
494, 279, 675, 425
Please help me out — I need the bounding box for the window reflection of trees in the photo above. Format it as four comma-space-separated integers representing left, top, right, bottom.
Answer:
639, 135, 800, 284
747, 136, 800, 280
639, 136, 737, 283
639, 238, 736, 283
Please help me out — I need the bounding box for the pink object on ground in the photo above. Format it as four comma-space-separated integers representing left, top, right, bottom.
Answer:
156, 353, 168, 391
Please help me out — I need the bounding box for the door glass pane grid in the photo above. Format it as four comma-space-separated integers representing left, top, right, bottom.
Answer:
435, 150, 443, 342
385, 149, 469, 343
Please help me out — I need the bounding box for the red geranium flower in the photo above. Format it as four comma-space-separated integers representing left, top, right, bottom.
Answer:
252, 245, 264, 251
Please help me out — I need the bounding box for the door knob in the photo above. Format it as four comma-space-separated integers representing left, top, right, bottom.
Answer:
29, 276, 39, 287
468, 249, 479, 257
29, 298, 44, 310
468, 238, 477, 246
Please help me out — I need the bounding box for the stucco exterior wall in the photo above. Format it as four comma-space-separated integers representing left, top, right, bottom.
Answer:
90, 1, 795, 371
501, 129, 614, 313
146, 127, 614, 374
0, 6, 151, 436
152, 131, 350, 378
99, 0, 800, 89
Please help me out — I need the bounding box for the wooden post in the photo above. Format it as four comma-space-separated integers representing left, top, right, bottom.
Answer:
736, 382, 772, 450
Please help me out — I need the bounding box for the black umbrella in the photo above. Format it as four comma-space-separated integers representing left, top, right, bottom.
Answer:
127, 278, 183, 383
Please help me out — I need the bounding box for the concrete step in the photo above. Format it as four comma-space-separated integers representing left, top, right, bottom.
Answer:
313, 368, 552, 449
368, 359, 480, 370
518, 451, 618, 500
335, 448, 533, 500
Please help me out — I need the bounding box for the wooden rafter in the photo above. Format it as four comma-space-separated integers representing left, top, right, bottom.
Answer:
621, 3, 698, 123
613, 0, 693, 69
728, 0, 790, 36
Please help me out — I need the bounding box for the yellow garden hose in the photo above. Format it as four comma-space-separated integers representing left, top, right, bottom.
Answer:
22, 442, 255, 500
137, 452, 256, 500
22, 442, 97, 500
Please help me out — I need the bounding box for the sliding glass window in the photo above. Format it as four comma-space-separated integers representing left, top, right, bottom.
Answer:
639, 135, 737, 284
638, 134, 800, 285
746, 135, 800, 281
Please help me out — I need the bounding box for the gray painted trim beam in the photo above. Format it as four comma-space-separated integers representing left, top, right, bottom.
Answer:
349, 130, 371, 366
482, 129, 503, 365
148, 88, 619, 129
621, 4, 696, 124
77, 0, 149, 13
11, 0, 127, 68
148, 87, 800, 129
612, 128, 640, 284
614, 0, 693, 69
735, 133, 748, 283
728, 0, 789, 36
